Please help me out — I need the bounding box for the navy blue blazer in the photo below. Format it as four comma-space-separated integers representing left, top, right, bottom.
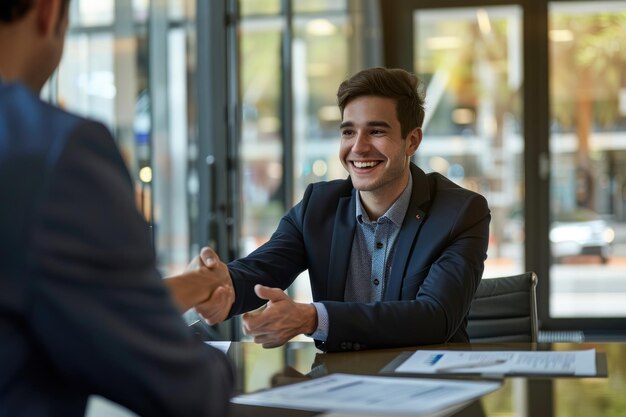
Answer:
0, 84, 232, 417
229, 163, 490, 352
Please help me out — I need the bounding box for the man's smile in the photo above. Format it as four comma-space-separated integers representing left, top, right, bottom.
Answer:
351, 161, 382, 169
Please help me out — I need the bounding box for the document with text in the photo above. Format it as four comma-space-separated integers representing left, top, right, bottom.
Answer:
392, 349, 598, 376
232, 373, 501, 416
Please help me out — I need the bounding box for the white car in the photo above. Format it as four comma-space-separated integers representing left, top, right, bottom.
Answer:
550, 210, 615, 264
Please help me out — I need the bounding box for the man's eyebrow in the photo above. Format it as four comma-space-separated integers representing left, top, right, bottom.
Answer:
339, 121, 392, 129
367, 121, 392, 128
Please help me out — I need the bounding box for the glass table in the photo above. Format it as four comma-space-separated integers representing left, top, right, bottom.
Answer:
226, 341, 621, 417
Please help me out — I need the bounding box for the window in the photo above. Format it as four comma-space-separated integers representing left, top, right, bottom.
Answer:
549, 1, 626, 318
414, 6, 524, 278
385, 0, 626, 334
56, 0, 200, 275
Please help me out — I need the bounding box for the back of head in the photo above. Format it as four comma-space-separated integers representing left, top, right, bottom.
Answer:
337, 67, 425, 138
0, 0, 70, 92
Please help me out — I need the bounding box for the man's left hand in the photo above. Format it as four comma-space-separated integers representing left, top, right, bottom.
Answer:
242, 284, 317, 348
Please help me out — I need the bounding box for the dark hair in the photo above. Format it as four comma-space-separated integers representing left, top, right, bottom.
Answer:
337, 67, 425, 138
0, 0, 33, 22
0, 0, 69, 23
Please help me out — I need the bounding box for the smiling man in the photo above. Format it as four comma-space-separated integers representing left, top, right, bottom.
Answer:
195, 67, 491, 352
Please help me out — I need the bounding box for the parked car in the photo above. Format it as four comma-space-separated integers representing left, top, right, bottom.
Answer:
550, 209, 615, 264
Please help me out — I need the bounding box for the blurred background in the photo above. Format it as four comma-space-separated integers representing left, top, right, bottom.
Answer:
45, 0, 626, 342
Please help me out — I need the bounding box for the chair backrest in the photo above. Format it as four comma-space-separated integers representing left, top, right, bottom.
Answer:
467, 272, 539, 343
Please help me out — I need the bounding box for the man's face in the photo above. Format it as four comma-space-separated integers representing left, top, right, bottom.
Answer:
339, 95, 420, 200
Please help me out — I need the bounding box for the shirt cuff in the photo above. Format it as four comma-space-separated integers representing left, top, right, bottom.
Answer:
309, 302, 329, 341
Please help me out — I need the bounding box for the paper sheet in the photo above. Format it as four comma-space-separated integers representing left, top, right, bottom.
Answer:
204, 341, 231, 354
317, 405, 470, 417
232, 373, 501, 416
393, 349, 597, 376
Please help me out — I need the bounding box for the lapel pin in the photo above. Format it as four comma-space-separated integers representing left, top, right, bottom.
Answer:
415, 214, 421, 220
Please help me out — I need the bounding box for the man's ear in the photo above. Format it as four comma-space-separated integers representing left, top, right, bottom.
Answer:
406, 127, 422, 156
35, 0, 61, 36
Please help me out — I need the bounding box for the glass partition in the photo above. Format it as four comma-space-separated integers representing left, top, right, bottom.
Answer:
239, 18, 285, 255
414, 6, 524, 279
292, 13, 352, 200
549, 1, 626, 318
240, 0, 281, 16
293, 0, 348, 13
56, 0, 199, 275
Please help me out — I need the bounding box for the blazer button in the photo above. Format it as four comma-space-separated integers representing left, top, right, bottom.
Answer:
340, 342, 347, 350
353, 342, 361, 351
346, 342, 353, 350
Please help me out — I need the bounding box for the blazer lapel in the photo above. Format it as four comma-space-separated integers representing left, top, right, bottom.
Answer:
384, 164, 431, 301
326, 192, 356, 301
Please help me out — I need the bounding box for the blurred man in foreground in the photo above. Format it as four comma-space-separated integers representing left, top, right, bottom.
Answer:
0, 1, 232, 415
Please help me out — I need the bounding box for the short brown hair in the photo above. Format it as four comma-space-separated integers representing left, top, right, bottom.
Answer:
337, 67, 425, 138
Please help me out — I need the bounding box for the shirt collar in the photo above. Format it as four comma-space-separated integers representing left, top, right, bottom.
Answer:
355, 172, 413, 226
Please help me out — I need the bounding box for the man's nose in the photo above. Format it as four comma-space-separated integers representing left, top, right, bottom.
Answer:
352, 132, 370, 152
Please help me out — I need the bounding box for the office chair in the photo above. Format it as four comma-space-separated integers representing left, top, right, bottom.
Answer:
467, 272, 539, 343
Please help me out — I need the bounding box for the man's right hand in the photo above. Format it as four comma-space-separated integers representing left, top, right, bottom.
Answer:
194, 247, 235, 325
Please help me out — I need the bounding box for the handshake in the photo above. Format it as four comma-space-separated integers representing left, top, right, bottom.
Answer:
164, 247, 317, 348
164, 247, 235, 324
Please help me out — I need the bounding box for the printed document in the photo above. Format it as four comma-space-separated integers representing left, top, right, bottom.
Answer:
232, 373, 501, 416
393, 349, 597, 376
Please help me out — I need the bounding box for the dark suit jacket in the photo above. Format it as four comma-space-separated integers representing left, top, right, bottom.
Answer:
0, 84, 232, 417
229, 163, 490, 352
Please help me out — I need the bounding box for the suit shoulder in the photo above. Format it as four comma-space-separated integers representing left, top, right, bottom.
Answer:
292, 178, 353, 216
425, 172, 489, 209
1, 84, 108, 142
1, 83, 83, 125
427, 172, 484, 196
1, 84, 115, 168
